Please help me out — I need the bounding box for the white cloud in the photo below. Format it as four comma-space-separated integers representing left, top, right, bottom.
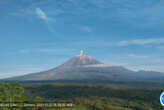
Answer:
19, 48, 77, 55
35, 8, 56, 34
125, 64, 164, 73
116, 38, 164, 46
81, 26, 92, 32
35, 8, 49, 21
73, 37, 164, 48
105, 61, 164, 73
128, 54, 150, 59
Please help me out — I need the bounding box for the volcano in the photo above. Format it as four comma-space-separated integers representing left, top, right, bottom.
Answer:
58, 50, 103, 68
7, 51, 164, 82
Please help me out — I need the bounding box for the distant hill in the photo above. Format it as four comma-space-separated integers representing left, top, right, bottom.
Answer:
6, 51, 164, 82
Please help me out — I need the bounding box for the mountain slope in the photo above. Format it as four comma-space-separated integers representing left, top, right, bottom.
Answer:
58, 53, 102, 68
6, 51, 164, 81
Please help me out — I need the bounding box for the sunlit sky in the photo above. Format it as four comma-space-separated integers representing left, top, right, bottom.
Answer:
1, 0, 164, 78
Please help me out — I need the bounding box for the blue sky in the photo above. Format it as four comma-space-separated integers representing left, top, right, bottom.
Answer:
1, 0, 164, 78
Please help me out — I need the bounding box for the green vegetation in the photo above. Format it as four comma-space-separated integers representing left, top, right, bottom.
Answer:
0, 82, 164, 110
0, 82, 25, 102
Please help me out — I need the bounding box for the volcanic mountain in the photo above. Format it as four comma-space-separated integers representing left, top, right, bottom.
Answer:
7, 51, 164, 82
58, 50, 102, 68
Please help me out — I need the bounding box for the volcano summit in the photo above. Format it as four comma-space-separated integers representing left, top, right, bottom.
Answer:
7, 51, 164, 82
59, 50, 102, 68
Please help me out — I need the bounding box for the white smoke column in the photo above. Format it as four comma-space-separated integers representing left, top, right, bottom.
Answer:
80, 50, 84, 56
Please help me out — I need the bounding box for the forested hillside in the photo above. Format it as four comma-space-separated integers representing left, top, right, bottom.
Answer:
0, 82, 163, 110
